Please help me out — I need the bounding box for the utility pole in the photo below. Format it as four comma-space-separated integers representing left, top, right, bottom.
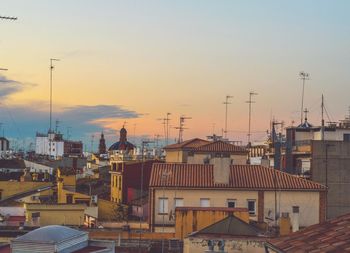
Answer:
246, 91, 258, 145
299, 71, 310, 124
223, 95, 233, 139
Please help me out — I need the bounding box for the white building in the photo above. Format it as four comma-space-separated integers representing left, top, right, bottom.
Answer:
35, 132, 64, 159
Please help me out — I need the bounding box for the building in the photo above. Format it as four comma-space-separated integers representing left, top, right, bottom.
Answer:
164, 138, 248, 164
266, 114, 350, 175
184, 214, 267, 253
164, 138, 210, 163
311, 140, 350, 219
9, 225, 115, 253
175, 207, 250, 239
0, 137, 9, 153
149, 162, 327, 233
99, 132, 107, 154
108, 127, 135, 154
110, 160, 156, 206
265, 212, 350, 252
0, 159, 26, 181
35, 132, 83, 159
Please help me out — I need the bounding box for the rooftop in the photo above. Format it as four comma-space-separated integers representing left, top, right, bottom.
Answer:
164, 138, 209, 150
190, 214, 264, 238
0, 159, 25, 169
149, 164, 326, 190
193, 140, 247, 153
13, 225, 87, 244
266, 212, 350, 252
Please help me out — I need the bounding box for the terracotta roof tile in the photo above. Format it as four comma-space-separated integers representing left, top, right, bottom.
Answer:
164, 138, 209, 150
266, 212, 350, 252
149, 163, 326, 190
193, 140, 247, 153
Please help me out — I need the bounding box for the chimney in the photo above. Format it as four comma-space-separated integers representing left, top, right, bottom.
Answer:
279, 212, 291, 235
292, 206, 300, 232
210, 157, 231, 184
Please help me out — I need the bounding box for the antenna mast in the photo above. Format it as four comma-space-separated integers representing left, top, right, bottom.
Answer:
299, 71, 310, 124
175, 116, 192, 143
321, 95, 325, 141
246, 91, 258, 145
223, 95, 233, 139
166, 113, 171, 146
49, 58, 60, 134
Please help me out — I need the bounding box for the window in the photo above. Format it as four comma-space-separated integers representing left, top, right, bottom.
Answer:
112, 163, 117, 171
247, 200, 256, 215
174, 198, 184, 207
200, 198, 210, 207
344, 134, 350, 142
118, 177, 122, 190
159, 198, 168, 214
227, 199, 236, 208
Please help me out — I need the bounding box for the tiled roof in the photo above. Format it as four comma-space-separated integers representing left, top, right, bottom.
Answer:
164, 138, 209, 150
266, 212, 350, 252
193, 140, 247, 153
149, 164, 326, 191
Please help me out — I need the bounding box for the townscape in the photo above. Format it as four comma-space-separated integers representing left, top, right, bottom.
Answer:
1, 2, 350, 253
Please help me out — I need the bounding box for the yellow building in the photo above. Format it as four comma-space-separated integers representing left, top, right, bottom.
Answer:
164, 139, 248, 165
149, 162, 326, 233
25, 203, 86, 226
0, 181, 51, 201
164, 138, 209, 163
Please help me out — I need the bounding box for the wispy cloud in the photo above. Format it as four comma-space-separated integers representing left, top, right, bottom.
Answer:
0, 103, 141, 147
0, 75, 25, 98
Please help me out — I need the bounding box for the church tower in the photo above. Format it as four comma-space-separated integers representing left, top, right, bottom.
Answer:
99, 132, 107, 154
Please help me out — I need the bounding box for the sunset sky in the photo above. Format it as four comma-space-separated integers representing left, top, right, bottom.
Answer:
1, 0, 350, 150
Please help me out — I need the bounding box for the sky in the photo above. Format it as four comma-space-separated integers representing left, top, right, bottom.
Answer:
1, 0, 350, 150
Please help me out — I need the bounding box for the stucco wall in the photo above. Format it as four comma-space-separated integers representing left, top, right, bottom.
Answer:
25, 204, 85, 226
184, 237, 265, 253
165, 151, 186, 163
152, 189, 320, 229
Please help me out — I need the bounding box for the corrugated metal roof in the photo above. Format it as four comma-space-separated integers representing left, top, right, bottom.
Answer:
164, 138, 209, 150
149, 163, 326, 190
193, 140, 247, 153
13, 225, 87, 243
266, 212, 350, 252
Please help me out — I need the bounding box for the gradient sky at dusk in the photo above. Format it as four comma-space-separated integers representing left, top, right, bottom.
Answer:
1, 0, 350, 150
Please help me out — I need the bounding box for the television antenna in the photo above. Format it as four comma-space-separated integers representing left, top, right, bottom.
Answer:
223, 95, 233, 139
246, 91, 258, 145
299, 71, 310, 124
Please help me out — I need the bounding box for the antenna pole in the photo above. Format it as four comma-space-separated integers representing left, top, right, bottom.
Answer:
299, 71, 310, 124
246, 91, 258, 145
166, 113, 171, 145
321, 95, 325, 141
223, 95, 233, 139
49, 58, 60, 134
